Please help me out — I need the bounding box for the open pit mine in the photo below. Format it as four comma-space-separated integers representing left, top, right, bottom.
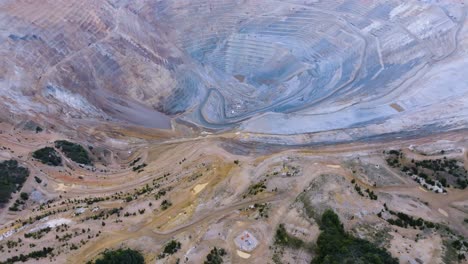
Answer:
0, 0, 467, 263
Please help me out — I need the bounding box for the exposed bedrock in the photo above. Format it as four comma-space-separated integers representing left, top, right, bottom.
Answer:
0, 0, 467, 137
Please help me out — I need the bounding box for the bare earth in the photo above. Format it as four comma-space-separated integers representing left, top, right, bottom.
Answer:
0, 120, 466, 263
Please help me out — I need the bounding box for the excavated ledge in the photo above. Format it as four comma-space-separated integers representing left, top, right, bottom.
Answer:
0, 0, 466, 141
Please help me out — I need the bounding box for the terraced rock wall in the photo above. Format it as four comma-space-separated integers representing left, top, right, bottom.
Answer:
0, 0, 466, 139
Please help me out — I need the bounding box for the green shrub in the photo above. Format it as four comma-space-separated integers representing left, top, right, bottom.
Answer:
129, 158, 141, 167
204, 247, 227, 264
312, 210, 398, 264
20, 192, 29, 200
160, 200, 172, 210
163, 240, 181, 255
132, 163, 147, 172
32, 147, 62, 166
54, 140, 91, 165
0, 247, 53, 264
274, 224, 306, 249
93, 248, 144, 264
246, 180, 267, 196
155, 189, 168, 200
0, 160, 29, 204
385, 210, 438, 230
24, 227, 51, 239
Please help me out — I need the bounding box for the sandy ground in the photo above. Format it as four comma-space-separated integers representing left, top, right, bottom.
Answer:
237, 250, 251, 259
0, 121, 466, 264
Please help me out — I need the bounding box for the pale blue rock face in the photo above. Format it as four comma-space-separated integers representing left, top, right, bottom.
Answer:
0, 0, 466, 137
149, 0, 467, 135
